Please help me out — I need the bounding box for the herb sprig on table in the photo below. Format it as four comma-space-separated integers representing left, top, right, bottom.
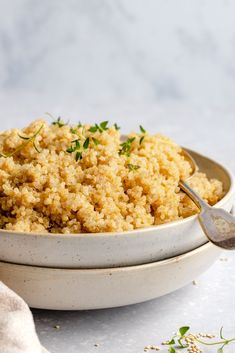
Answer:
0, 125, 44, 158
144, 326, 235, 353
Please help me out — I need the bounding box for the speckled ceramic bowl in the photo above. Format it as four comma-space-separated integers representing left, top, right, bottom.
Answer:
0, 149, 234, 269
0, 242, 222, 310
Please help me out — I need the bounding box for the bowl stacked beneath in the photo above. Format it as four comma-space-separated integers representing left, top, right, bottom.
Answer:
0, 149, 234, 309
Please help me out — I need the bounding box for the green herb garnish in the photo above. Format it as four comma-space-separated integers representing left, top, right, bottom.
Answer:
160, 326, 235, 353
139, 125, 146, 134
83, 137, 90, 149
139, 125, 146, 145
70, 122, 83, 134
70, 128, 77, 134
66, 139, 80, 154
0, 125, 44, 158
114, 123, 120, 131
139, 136, 145, 145
89, 121, 109, 133
168, 347, 176, 353
66, 137, 91, 161
51, 116, 67, 127
119, 137, 135, 157
75, 151, 82, 161
92, 137, 100, 145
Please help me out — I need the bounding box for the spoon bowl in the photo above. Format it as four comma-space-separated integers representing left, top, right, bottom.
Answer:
180, 149, 235, 250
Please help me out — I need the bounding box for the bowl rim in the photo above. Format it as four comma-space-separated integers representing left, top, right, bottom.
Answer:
0, 149, 234, 239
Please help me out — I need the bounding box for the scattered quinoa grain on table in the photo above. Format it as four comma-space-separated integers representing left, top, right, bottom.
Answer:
0, 119, 224, 234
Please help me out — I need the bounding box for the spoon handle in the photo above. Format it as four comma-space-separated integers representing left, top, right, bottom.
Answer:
179, 180, 210, 211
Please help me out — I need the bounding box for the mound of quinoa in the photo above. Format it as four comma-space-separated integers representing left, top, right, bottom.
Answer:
0, 119, 223, 233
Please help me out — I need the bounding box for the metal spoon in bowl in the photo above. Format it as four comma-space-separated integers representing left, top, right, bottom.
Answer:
180, 149, 235, 250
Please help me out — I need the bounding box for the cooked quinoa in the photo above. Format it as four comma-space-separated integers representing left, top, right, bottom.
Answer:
0, 119, 224, 233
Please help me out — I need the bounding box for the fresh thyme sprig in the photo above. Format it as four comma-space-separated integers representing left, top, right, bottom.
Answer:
67, 139, 82, 161
114, 123, 120, 130
66, 139, 80, 153
92, 137, 100, 145
139, 125, 146, 145
89, 121, 109, 133
139, 125, 146, 134
160, 326, 235, 353
83, 137, 90, 149
70, 122, 83, 134
52, 116, 67, 127
66, 136, 94, 161
119, 137, 135, 157
0, 125, 44, 158
70, 128, 77, 134
45, 113, 68, 127
139, 136, 145, 145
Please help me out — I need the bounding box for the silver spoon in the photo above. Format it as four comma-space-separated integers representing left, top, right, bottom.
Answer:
180, 149, 235, 250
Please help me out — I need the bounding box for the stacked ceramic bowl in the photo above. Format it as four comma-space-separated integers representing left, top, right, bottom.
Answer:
0, 150, 234, 310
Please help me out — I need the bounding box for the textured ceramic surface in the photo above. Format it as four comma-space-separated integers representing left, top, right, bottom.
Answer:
0, 149, 234, 269
0, 242, 221, 310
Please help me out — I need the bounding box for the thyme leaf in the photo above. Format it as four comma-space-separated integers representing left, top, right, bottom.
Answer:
70, 128, 77, 134
100, 121, 108, 131
160, 326, 235, 353
50, 115, 68, 127
66, 136, 91, 161
168, 347, 176, 353
33, 141, 42, 153
92, 137, 100, 145
75, 151, 82, 161
220, 327, 226, 340
139, 125, 147, 145
179, 327, 190, 337
0, 124, 44, 158
139, 125, 146, 134
114, 123, 120, 130
66, 139, 80, 153
139, 136, 145, 145
119, 137, 135, 157
89, 125, 99, 133
83, 137, 90, 149
89, 121, 109, 133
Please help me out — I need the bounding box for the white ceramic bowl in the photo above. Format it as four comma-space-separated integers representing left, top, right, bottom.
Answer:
0, 242, 221, 310
0, 149, 234, 269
